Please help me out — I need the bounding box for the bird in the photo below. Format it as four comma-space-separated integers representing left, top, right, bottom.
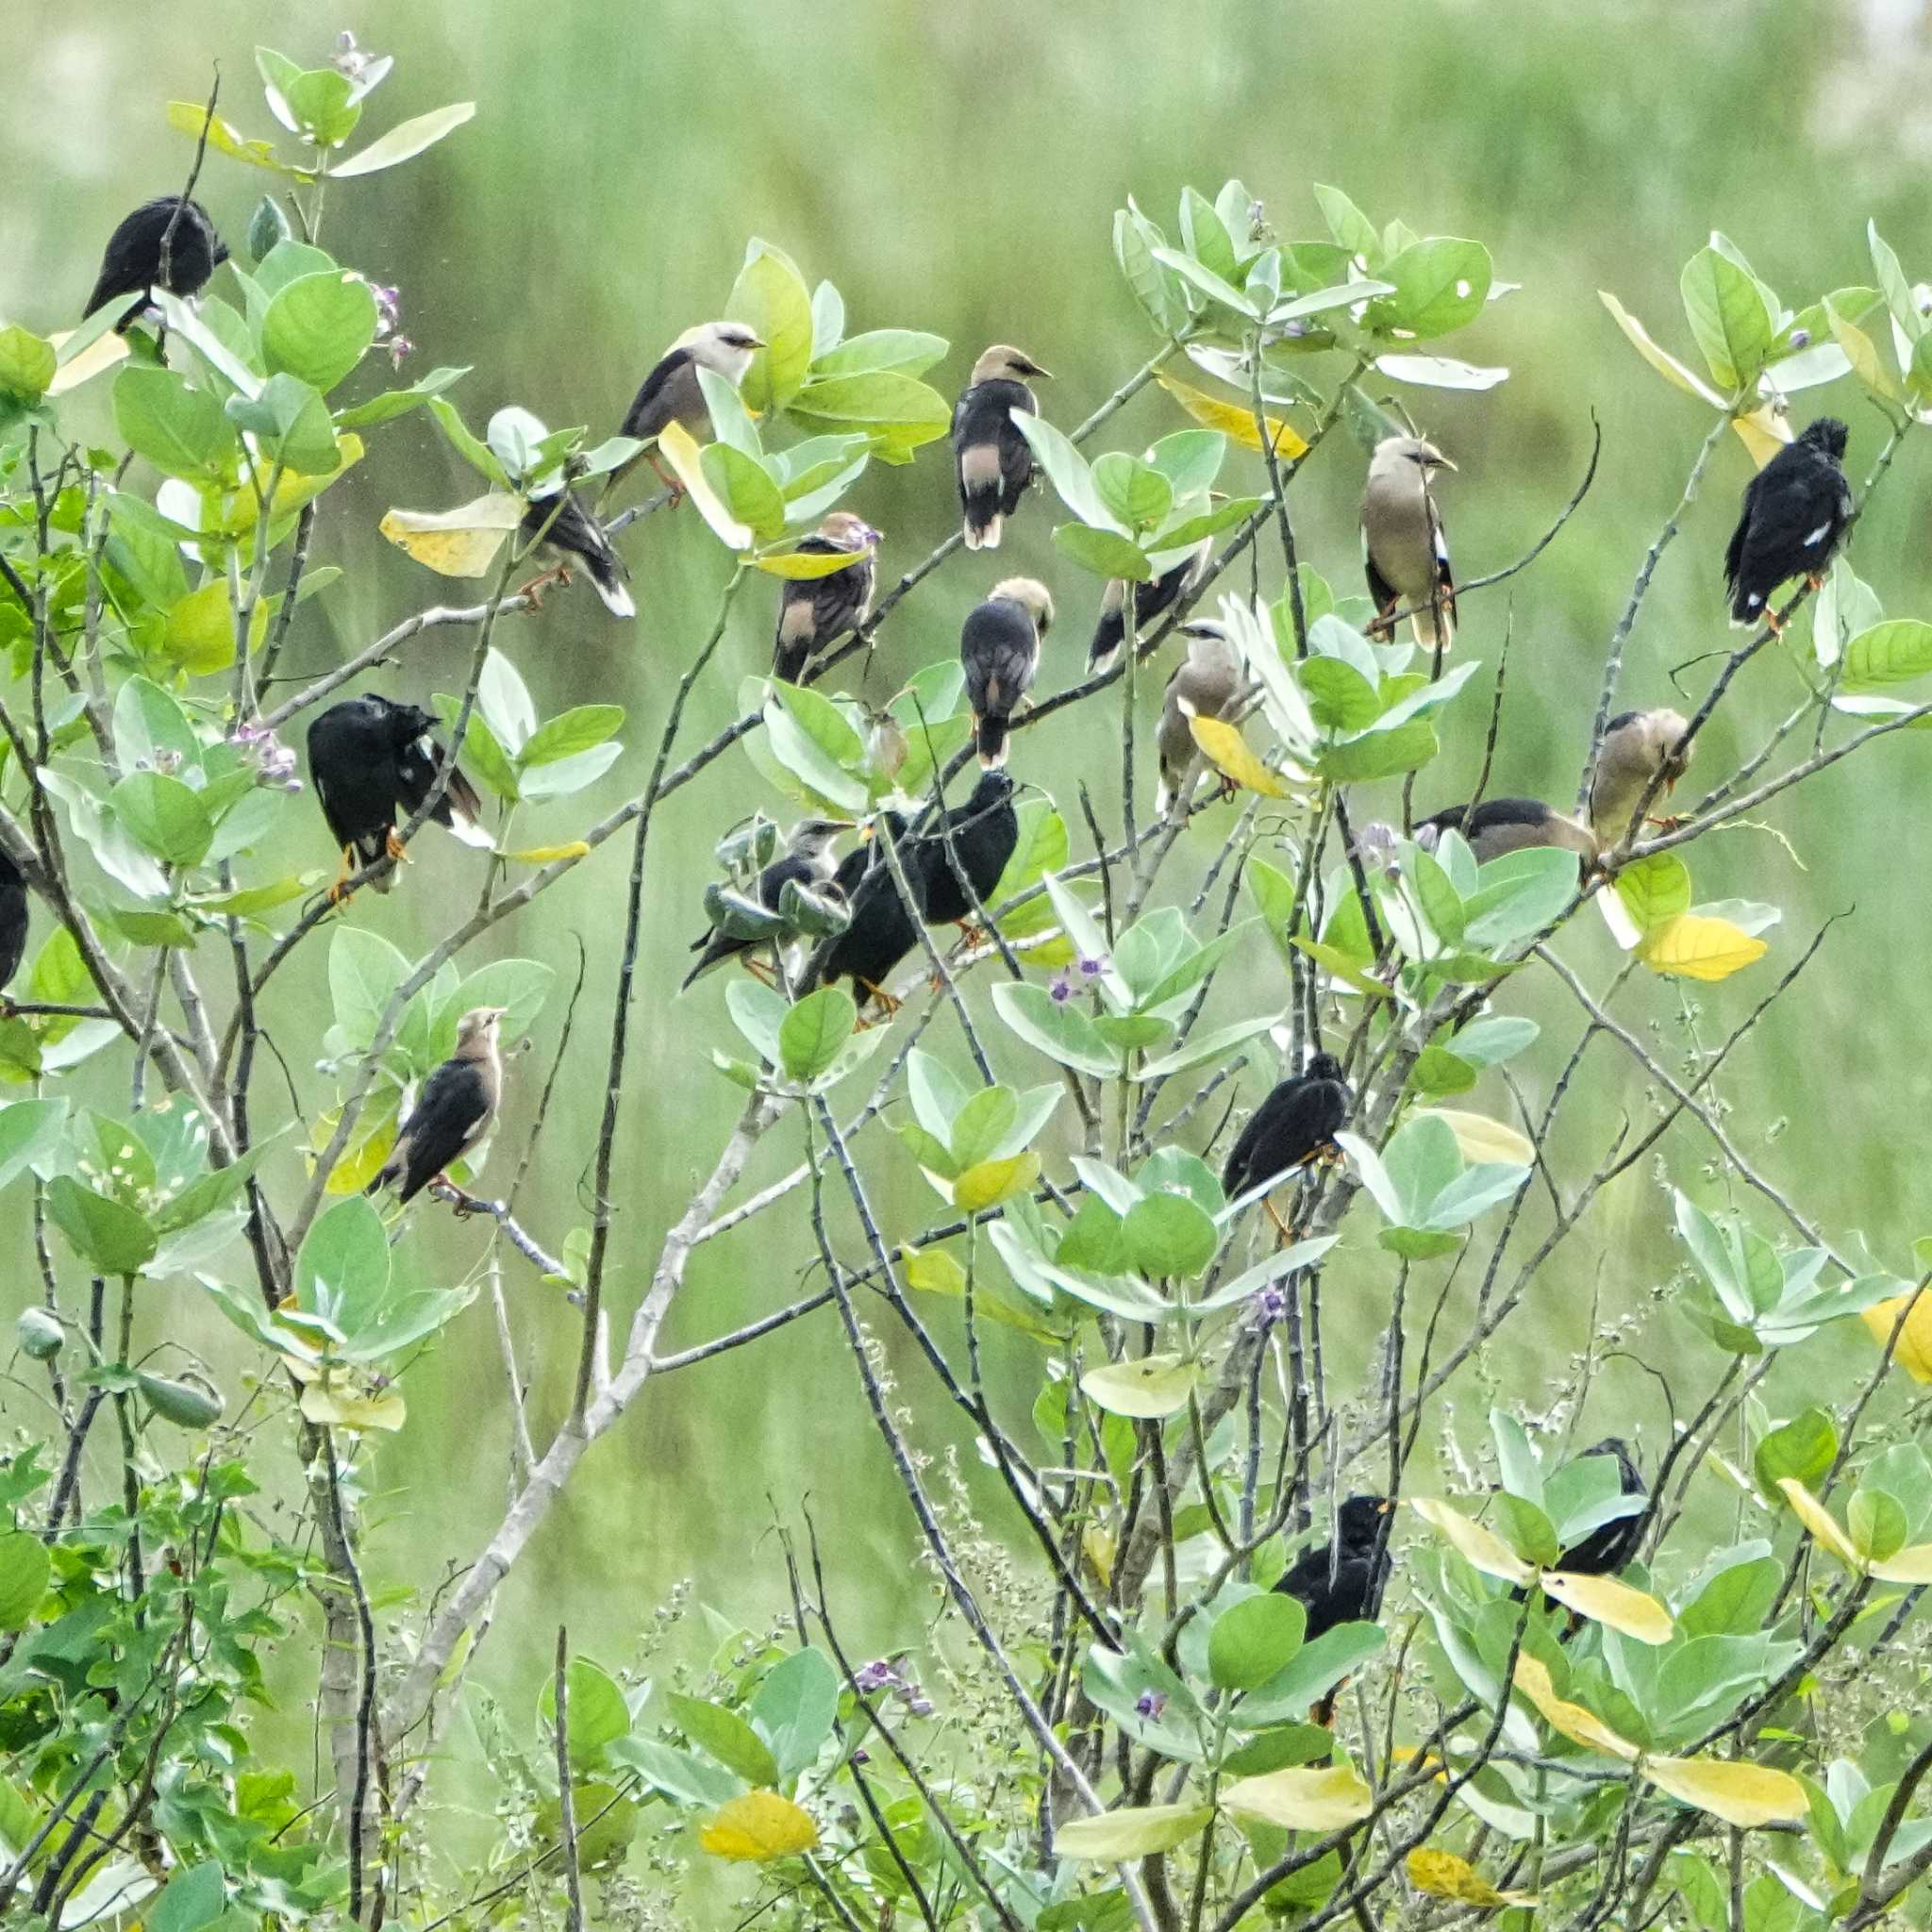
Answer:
1223, 1053, 1352, 1231
519, 490, 634, 617
1589, 708, 1693, 847
1155, 619, 1243, 810
1723, 418, 1852, 630
772, 512, 881, 683
1088, 539, 1211, 674
0, 848, 27, 1000
915, 771, 1019, 929
369, 1006, 507, 1206
1274, 1495, 1392, 1642
812, 847, 926, 1015
952, 344, 1050, 550
1550, 1438, 1648, 1577
83, 195, 228, 326
620, 321, 765, 450
305, 696, 491, 901
1360, 436, 1457, 651
830, 810, 908, 903
681, 817, 852, 991
1415, 798, 1598, 866
961, 578, 1054, 768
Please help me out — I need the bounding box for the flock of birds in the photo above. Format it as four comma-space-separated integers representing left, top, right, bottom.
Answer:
32, 194, 1867, 1610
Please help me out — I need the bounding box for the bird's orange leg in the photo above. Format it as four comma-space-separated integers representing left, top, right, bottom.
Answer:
1265, 1198, 1297, 1245
1763, 609, 1786, 637
326, 843, 358, 906
1807, 572, 1828, 591
384, 828, 412, 867
741, 956, 778, 987
647, 453, 686, 503
515, 563, 572, 608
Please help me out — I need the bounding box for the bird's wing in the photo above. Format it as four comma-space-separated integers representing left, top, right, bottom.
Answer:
1360, 520, 1399, 618
622, 349, 694, 441
398, 1060, 493, 1171
1426, 488, 1457, 620
1721, 483, 1753, 593
998, 386, 1038, 502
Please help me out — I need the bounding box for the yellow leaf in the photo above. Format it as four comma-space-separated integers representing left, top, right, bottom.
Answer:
1055, 1803, 1214, 1861
1291, 935, 1393, 1003
313, 1096, 399, 1197
44, 328, 129, 396
1409, 1108, 1535, 1168
1410, 1497, 1535, 1587
162, 580, 270, 675
1599, 291, 1726, 408
167, 100, 313, 178
1731, 405, 1791, 468
698, 1790, 820, 1862
1388, 1746, 1447, 1784
299, 1378, 407, 1432
1775, 1478, 1865, 1571
1859, 1291, 1932, 1384
379, 492, 522, 578
658, 419, 752, 551
1189, 715, 1288, 798
1826, 301, 1902, 404
1220, 1764, 1373, 1832
905, 1248, 967, 1296
1541, 1571, 1674, 1645
1872, 1541, 1932, 1585
1082, 1525, 1116, 1590
1407, 1848, 1537, 1907
500, 841, 591, 864
1613, 852, 1693, 940
1640, 912, 1767, 983
1080, 1355, 1198, 1420
753, 546, 872, 579
1510, 1656, 1641, 1763
954, 1151, 1041, 1213
1640, 1755, 1808, 1827
1157, 371, 1307, 458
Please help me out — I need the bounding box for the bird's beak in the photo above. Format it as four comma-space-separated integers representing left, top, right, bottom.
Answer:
747, 333, 768, 350
1376, 1499, 1392, 1514
1024, 359, 1054, 379
824, 819, 858, 833
1429, 456, 1458, 473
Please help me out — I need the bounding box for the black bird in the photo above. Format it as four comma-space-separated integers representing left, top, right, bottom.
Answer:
1415, 798, 1598, 866
1274, 1495, 1392, 1642
1222, 1054, 1351, 1208
369, 1006, 506, 1206
1088, 540, 1211, 675
682, 818, 851, 991
520, 491, 634, 617
953, 344, 1050, 550
961, 578, 1054, 768
306, 696, 491, 901
0, 848, 27, 999
813, 826, 927, 1013
1551, 1438, 1648, 1576
84, 195, 228, 327
830, 811, 908, 902
916, 772, 1019, 929
1723, 418, 1852, 629
773, 512, 880, 683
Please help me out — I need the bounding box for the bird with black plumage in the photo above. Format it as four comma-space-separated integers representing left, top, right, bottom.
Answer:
1273, 1493, 1392, 1723
682, 816, 853, 991
369, 1006, 506, 1207
953, 344, 1050, 550
917, 770, 1019, 942
1550, 1438, 1648, 1577
1088, 539, 1210, 675
961, 578, 1054, 768
84, 195, 228, 328
773, 513, 881, 684
1360, 435, 1457, 651
306, 695, 491, 902
518, 488, 634, 617
1223, 1051, 1351, 1240
0, 847, 27, 1010
1724, 418, 1851, 632
618, 320, 765, 491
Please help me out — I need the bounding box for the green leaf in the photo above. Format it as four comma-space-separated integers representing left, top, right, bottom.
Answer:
333, 362, 468, 429
1378, 238, 1492, 339
1054, 523, 1153, 582
1209, 1592, 1306, 1693
329, 926, 411, 1051
144, 1859, 225, 1932
539, 1657, 631, 1771
1313, 184, 1379, 258
454, 958, 555, 1048
1114, 205, 1189, 336
114, 366, 236, 480
700, 441, 788, 542
1680, 243, 1774, 391
1080, 1356, 1196, 1420
1317, 718, 1439, 783
727, 240, 815, 412
1091, 452, 1174, 530
1615, 852, 1693, 939
109, 772, 214, 869
667, 1691, 780, 1787
778, 988, 855, 1082
0, 325, 57, 402
786, 370, 950, 462
332, 101, 476, 177
1868, 219, 1924, 348
296, 1195, 391, 1323
1841, 620, 1932, 690
1848, 1486, 1907, 1564
0, 1528, 52, 1633
990, 981, 1121, 1078
749, 1647, 841, 1783
520, 705, 624, 769
260, 270, 378, 393
47, 1175, 158, 1276
1753, 1408, 1837, 1503
1013, 412, 1117, 530
760, 699, 869, 812
1123, 1192, 1219, 1278
1055, 1804, 1214, 1862
809, 328, 947, 378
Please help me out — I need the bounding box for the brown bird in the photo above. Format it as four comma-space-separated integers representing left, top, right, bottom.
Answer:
620, 321, 765, 447
960, 578, 1054, 767
369, 1007, 507, 1206
1089, 538, 1212, 674
1590, 708, 1692, 846
1156, 619, 1242, 809
952, 344, 1050, 550
772, 512, 880, 683
1415, 798, 1599, 866
1361, 436, 1457, 650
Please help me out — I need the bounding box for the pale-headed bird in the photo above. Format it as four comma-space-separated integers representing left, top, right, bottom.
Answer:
520, 490, 634, 617
772, 512, 880, 683
682, 817, 852, 990
369, 1006, 507, 1205
621, 320, 766, 446
1361, 436, 1457, 650
961, 577, 1054, 767
1156, 618, 1242, 809
1723, 418, 1851, 631
1590, 708, 1692, 845
1089, 538, 1211, 674
953, 344, 1050, 550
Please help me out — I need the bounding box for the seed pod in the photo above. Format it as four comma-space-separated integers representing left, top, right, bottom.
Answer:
137, 1370, 224, 1429
16, 1307, 62, 1360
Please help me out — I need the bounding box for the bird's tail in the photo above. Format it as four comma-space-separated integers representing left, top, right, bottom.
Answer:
1728, 587, 1762, 627
976, 712, 1009, 767
587, 558, 636, 619
1088, 612, 1123, 675
1410, 603, 1455, 652
964, 511, 1002, 551
773, 641, 810, 684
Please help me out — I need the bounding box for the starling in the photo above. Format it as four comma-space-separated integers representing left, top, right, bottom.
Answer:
1415, 798, 1598, 866
369, 1006, 506, 1206
1361, 436, 1457, 650
621, 320, 765, 447
306, 696, 491, 901
916, 771, 1019, 928
811, 816, 927, 1011
830, 810, 908, 901
1589, 708, 1692, 846
1274, 1495, 1392, 1641
1156, 619, 1242, 810
1223, 1053, 1351, 1207
1723, 418, 1852, 630
0, 848, 27, 996
961, 577, 1054, 768
953, 344, 1050, 550
1551, 1438, 1648, 1577
83, 195, 228, 327
1088, 539, 1211, 675
520, 490, 634, 617
773, 512, 880, 683
681, 817, 851, 991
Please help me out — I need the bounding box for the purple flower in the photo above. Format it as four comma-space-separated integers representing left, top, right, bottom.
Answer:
1049, 974, 1074, 1005
387, 333, 414, 371
370, 284, 402, 338
1257, 1285, 1288, 1322
1077, 954, 1108, 980
1134, 1690, 1167, 1721
904, 1692, 934, 1718
854, 1660, 899, 1694
1787, 327, 1811, 350
851, 1748, 870, 1766
230, 720, 303, 794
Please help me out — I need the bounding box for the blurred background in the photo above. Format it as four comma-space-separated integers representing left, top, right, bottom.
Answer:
7, 0, 1932, 1872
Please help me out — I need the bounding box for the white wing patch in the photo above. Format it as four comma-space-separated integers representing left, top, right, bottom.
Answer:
1802, 522, 1831, 547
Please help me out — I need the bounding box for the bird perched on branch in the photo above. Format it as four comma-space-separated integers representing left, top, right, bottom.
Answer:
917, 771, 1018, 931
961, 578, 1054, 767
0, 848, 27, 999
812, 836, 926, 1016
1223, 1053, 1351, 1228
681, 817, 852, 991
1274, 1495, 1392, 1641
1723, 418, 1852, 630
953, 344, 1050, 550
1415, 797, 1599, 866
620, 320, 764, 450
520, 490, 633, 617
1589, 707, 1692, 846
1156, 619, 1242, 810
306, 696, 491, 902
772, 512, 880, 683
1361, 436, 1457, 650
1551, 1438, 1648, 1576
1088, 539, 1211, 674
84, 195, 228, 326
369, 1006, 507, 1206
